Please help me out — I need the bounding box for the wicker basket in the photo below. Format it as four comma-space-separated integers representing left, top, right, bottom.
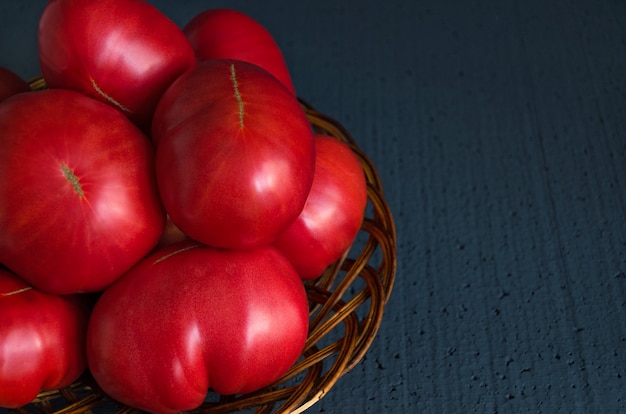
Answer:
11, 79, 397, 414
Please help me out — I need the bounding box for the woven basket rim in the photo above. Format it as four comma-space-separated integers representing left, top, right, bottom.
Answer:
13, 78, 397, 414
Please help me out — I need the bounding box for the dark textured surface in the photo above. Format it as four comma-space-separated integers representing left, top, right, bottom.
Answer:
2, 1, 626, 412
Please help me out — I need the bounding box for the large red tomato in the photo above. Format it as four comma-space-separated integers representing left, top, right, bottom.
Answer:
87, 241, 310, 414
37, 0, 196, 129
274, 135, 368, 279
0, 268, 91, 408
0, 89, 165, 294
0, 67, 29, 103
183, 8, 296, 94
152, 59, 315, 250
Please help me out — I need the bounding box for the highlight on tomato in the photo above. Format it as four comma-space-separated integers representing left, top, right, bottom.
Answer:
0, 89, 165, 295
152, 58, 315, 250
0, 267, 92, 409
87, 241, 310, 414
38, 0, 197, 129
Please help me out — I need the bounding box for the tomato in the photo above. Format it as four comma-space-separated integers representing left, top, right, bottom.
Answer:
274, 135, 368, 279
183, 8, 296, 94
0, 67, 29, 103
152, 59, 315, 250
0, 267, 91, 408
0, 89, 165, 294
38, 0, 196, 130
87, 241, 309, 414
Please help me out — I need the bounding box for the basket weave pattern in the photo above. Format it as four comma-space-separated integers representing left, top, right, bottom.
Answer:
11, 82, 397, 413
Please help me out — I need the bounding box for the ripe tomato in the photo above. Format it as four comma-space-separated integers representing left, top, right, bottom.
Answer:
0, 89, 165, 294
87, 241, 310, 414
0, 268, 91, 408
184, 8, 296, 94
38, 0, 196, 130
152, 59, 315, 250
0, 67, 29, 103
274, 135, 368, 279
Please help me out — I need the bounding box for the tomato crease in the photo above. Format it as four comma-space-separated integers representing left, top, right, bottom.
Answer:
1, 286, 33, 297
61, 163, 85, 198
230, 63, 244, 128
153, 243, 202, 264
90, 77, 132, 113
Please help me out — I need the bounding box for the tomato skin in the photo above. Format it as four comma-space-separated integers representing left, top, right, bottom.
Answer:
0, 67, 29, 103
38, 0, 196, 129
87, 241, 309, 414
274, 135, 368, 279
183, 8, 296, 94
0, 89, 165, 294
153, 59, 315, 250
0, 268, 91, 408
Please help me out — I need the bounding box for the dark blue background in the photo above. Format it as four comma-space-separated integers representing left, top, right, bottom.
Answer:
2, 1, 626, 412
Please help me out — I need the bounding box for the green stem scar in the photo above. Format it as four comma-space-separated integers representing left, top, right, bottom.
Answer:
90, 78, 132, 113
61, 163, 85, 198
230, 63, 244, 128
1, 287, 32, 297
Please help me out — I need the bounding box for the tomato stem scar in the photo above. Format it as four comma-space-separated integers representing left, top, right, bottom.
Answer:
154, 243, 202, 264
61, 163, 85, 198
230, 63, 244, 128
90, 77, 132, 113
1, 287, 32, 297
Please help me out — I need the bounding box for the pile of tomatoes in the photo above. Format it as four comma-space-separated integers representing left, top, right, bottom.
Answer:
0, 1, 368, 413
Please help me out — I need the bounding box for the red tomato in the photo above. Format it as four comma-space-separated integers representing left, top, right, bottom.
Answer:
0, 89, 165, 294
152, 59, 315, 250
38, 0, 196, 130
0, 67, 29, 103
183, 8, 296, 94
87, 241, 309, 414
274, 135, 368, 279
0, 268, 91, 408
